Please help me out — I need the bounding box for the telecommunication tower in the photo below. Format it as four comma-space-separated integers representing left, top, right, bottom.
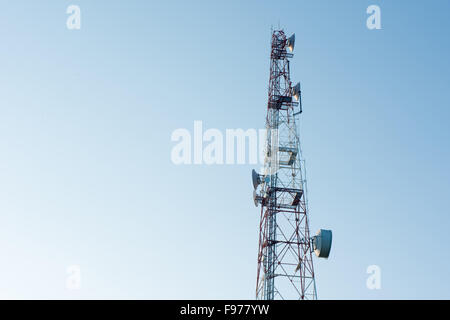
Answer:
252, 30, 332, 300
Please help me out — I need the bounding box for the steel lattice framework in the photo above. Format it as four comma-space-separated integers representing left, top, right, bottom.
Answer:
255, 30, 317, 300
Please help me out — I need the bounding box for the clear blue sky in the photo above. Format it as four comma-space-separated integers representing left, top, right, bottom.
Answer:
0, 0, 449, 299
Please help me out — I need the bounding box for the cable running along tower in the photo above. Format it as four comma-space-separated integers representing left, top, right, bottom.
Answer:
252, 30, 332, 300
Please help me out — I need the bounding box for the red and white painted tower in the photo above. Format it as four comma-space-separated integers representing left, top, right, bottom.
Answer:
252, 29, 332, 300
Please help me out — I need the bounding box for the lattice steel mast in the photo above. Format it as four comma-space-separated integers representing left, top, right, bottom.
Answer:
252, 30, 332, 300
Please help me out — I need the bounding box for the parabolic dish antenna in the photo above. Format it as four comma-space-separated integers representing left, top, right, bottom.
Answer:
252, 169, 261, 189
253, 190, 259, 207
313, 229, 332, 258
287, 33, 295, 52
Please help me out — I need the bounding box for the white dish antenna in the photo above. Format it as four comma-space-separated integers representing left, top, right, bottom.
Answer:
292, 82, 301, 101
287, 34, 295, 52
252, 169, 262, 189
253, 190, 263, 207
